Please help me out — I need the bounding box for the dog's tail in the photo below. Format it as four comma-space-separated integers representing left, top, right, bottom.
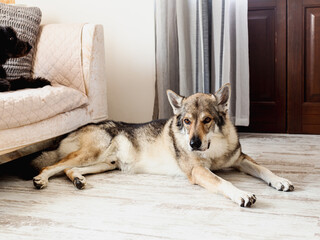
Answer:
29, 150, 60, 174
0, 149, 61, 180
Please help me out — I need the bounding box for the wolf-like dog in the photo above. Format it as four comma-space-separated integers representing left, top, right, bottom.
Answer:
32, 84, 294, 207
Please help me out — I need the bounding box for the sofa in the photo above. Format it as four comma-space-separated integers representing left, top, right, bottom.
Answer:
0, 23, 108, 164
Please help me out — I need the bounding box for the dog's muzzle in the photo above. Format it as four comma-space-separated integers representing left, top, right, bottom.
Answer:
13, 41, 32, 57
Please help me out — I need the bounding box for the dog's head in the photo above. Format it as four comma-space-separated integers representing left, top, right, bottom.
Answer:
167, 84, 230, 152
0, 26, 32, 64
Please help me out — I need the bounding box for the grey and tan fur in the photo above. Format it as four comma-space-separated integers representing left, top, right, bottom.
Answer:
32, 84, 294, 207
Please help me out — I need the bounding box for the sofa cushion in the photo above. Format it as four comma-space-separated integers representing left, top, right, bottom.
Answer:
0, 84, 88, 130
0, 3, 42, 80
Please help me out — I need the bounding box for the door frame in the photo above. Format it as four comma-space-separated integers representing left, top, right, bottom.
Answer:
287, 0, 303, 133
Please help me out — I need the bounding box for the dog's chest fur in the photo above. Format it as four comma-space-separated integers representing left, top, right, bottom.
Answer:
206, 128, 241, 170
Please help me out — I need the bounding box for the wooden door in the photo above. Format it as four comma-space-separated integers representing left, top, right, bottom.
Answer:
243, 0, 287, 132
288, 0, 320, 133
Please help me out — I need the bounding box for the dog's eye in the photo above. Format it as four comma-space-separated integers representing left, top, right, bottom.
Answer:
203, 117, 212, 124
9, 37, 14, 41
184, 118, 191, 125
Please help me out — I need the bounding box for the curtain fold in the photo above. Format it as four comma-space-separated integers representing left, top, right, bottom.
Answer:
153, 0, 249, 126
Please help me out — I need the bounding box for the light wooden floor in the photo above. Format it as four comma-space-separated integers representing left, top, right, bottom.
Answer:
0, 133, 320, 240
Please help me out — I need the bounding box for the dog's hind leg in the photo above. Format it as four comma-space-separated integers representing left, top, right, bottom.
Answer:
64, 162, 118, 189
33, 148, 101, 189
234, 153, 294, 192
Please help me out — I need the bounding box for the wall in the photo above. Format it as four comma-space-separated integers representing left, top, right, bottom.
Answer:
16, 0, 156, 123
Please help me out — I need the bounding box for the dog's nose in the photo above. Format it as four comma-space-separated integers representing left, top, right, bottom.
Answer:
190, 136, 202, 150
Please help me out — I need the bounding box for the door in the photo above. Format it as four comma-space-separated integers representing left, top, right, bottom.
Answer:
288, 0, 320, 133
243, 0, 287, 132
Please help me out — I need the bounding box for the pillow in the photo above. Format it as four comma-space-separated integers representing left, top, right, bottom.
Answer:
0, 3, 42, 80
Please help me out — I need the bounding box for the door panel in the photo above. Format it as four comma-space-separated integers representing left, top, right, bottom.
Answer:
241, 0, 286, 132
249, 10, 275, 102
288, 0, 320, 133
305, 8, 320, 103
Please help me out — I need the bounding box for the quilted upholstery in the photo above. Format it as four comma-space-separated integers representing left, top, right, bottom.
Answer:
0, 24, 108, 163
0, 84, 88, 130
0, 107, 91, 154
32, 24, 86, 94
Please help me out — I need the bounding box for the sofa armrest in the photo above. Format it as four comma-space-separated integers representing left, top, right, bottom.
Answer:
82, 24, 108, 122
32, 23, 108, 122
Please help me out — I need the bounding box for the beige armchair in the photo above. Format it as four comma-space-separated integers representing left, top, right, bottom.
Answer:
0, 24, 108, 164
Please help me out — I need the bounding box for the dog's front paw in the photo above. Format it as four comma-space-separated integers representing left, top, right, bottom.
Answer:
73, 177, 86, 190
33, 176, 48, 189
233, 191, 256, 207
268, 177, 294, 192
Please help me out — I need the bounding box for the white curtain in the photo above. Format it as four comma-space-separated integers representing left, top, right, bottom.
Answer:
153, 0, 250, 126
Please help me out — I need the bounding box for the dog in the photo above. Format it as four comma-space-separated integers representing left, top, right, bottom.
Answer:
0, 26, 50, 92
32, 84, 294, 207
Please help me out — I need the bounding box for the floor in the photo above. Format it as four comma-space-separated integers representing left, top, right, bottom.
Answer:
0, 133, 319, 240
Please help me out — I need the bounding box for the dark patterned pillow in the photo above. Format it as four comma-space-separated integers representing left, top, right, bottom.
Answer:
0, 3, 42, 80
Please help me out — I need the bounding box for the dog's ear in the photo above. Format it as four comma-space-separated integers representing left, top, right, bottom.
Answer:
167, 90, 184, 114
214, 83, 231, 113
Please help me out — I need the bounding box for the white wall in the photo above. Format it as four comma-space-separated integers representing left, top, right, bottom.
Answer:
16, 0, 156, 123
